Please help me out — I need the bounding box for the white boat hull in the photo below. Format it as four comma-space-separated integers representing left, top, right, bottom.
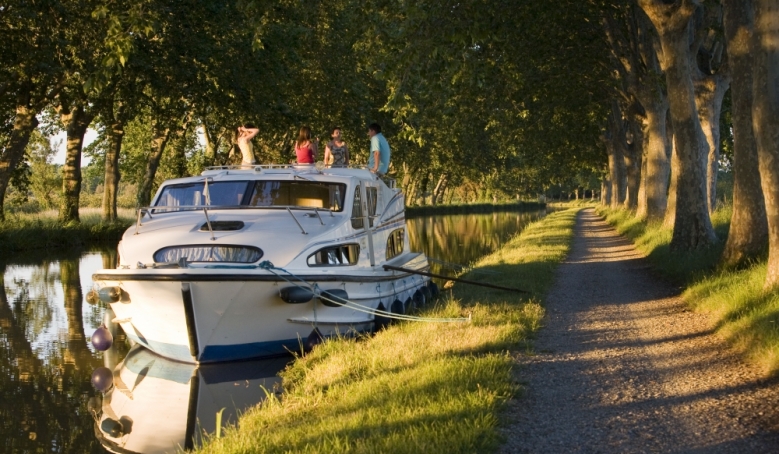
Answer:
94, 253, 431, 363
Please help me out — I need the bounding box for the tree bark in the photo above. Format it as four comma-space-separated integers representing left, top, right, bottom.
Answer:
432, 173, 448, 206
103, 100, 125, 221
696, 77, 729, 213
640, 0, 717, 251
605, 101, 627, 208
137, 123, 173, 207
664, 121, 680, 228
752, 0, 779, 288
721, 0, 768, 267
0, 96, 39, 222
624, 117, 643, 210
201, 123, 221, 167
690, 2, 730, 214
601, 176, 612, 206
57, 104, 93, 224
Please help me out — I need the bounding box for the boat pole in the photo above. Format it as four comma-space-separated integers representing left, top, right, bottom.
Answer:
360, 183, 376, 266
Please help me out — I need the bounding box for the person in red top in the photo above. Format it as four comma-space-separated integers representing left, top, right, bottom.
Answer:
294, 126, 317, 164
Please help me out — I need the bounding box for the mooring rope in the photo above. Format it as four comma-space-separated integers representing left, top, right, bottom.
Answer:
383, 264, 529, 293
258, 261, 470, 323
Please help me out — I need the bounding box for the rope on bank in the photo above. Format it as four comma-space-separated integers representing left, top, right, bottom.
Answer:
382, 264, 529, 294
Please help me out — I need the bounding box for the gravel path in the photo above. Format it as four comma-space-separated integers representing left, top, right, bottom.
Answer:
500, 208, 779, 453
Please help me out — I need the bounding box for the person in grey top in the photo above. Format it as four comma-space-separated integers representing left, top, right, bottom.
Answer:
324, 126, 349, 167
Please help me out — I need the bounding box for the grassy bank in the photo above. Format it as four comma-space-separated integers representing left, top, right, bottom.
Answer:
597, 205, 779, 375
406, 201, 546, 217
195, 208, 580, 454
0, 208, 134, 254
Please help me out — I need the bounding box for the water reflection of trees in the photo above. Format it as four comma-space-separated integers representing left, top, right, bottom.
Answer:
407, 210, 545, 273
0, 254, 112, 453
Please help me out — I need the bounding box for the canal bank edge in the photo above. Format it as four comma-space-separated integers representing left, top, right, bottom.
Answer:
0, 219, 130, 254
191, 207, 580, 454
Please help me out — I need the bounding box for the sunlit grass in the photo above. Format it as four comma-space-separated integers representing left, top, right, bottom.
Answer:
597, 204, 779, 375
0, 208, 134, 253
194, 208, 580, 454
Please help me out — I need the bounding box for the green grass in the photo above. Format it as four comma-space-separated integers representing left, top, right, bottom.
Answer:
193, 208, 580, 454
597, 204, 779, 375
0, 208, 134, 254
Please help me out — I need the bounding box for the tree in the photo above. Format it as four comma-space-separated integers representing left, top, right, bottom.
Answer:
639, 0, 716, 251
752, 0, 779, 288
721, 0, 767, 267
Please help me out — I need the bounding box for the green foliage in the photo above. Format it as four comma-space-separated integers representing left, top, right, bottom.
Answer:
4, 0, 619, 215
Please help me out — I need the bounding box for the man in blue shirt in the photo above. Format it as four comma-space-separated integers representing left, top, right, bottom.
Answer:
368, 122, 390, 175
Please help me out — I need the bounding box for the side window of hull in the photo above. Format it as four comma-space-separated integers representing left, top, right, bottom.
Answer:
386, 228, 405, 260
307, 244, 361, 266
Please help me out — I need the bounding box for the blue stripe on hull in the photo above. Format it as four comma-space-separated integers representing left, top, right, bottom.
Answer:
124, 328, 302, 363
199, 338, 302, 362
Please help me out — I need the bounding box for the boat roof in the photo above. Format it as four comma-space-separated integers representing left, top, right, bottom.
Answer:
154, 165, 387, 187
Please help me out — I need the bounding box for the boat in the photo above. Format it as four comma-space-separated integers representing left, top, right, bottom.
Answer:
90, 345, 287, 453
90, 164, 436, 363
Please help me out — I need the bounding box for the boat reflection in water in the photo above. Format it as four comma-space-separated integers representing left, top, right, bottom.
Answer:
90, 345, 289, 453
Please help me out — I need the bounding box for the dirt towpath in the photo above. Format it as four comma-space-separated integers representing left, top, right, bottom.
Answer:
500, 208, 779, 453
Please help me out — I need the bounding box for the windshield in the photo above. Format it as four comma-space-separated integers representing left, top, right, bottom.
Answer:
248, 181, 345, 211
153, 180, 346, 211
154, 181, 250, 211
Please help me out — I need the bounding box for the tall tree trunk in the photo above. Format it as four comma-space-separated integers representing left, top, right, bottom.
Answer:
721, 0, 768, 267
752, 0, 779, 288
641, 0, 717, 251
201, 123, 219, 167
137, 123, 173, 207
57, 105, 93, 224
601, 176, 612, 206
0, 97, 39, 222
695, 76, 730, 213
432, 173, 448, 206
103, 101, 125, 222
605, 101, 627, 208
624, 117, 643, 210
638, 105, 671, 220
689, 2, 730, 213
0, 76, 62, 221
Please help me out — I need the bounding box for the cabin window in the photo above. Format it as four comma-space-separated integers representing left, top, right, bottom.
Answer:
307, 244, 360, 266
153, 245, 263, 263
249, 181, 346, 211
386, 228, 405, 260
154, 181, 251, 211
153, 181, 346, 212
351, 185, 378, 229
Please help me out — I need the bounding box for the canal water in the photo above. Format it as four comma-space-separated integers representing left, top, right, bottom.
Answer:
0, 209, 545, 453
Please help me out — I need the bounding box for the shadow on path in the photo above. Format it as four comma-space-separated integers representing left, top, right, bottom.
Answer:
500, 208, 779, 454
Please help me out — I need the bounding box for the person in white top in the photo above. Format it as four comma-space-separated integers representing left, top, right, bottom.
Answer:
236, 124, 260, 165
